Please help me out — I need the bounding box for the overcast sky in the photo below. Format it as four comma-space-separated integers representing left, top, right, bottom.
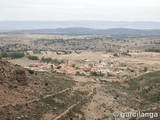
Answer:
0, 0, 160, 21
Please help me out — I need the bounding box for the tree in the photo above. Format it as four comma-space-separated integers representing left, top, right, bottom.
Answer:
1, 52, 9, 58
143, 66, 148, 72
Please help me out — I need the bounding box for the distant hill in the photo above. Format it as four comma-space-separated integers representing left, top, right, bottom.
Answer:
1, 21, 160, 31
9, 27, 160, 35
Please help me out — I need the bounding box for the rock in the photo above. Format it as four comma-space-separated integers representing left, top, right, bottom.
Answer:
16, 117, 21, 119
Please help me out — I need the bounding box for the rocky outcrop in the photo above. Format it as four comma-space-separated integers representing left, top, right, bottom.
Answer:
0, 59, 27, 84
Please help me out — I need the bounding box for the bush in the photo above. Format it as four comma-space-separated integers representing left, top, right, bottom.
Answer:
57, 66, 61, 69
113, 53, 118, 57
90, 71, 97, 76
75, 72, 85, 76
45, 82, 48, 86
72, 64, 76, 67
52, 59, 59, 65
90, 71, 105, 77
28, 70, 34, 74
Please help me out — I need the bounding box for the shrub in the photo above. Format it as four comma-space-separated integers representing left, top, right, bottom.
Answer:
90, 71, 105, 77
72, 64, 76, 67
28, 70, 34, 74
75, 72, 85, 76
57, 66, 61, 69
113, 53, 118, 57
45, 82, 48, 86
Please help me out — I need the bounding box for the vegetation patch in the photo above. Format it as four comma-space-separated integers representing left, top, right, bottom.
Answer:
0, 52, 25, 58
145, 48, 160, 52
41, 57, 64, 65
126, 71, 160, 102
28, 55, 39, 60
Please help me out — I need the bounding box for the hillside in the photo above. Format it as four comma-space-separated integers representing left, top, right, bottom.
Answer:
79, 72, 160, 120
0, 58, 159, 120
125, 71, 160, 116
0, 58, 89, 120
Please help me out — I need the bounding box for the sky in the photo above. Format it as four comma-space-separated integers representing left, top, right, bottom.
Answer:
0, 0, 160, 21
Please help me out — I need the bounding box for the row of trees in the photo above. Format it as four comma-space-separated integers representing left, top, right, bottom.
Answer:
40, 57, 64, 65
0, 52, 40, 60
28, 55, 39, 60
0, 52, 65, 66
0, 52, 25, 58
145, 48, 160, 53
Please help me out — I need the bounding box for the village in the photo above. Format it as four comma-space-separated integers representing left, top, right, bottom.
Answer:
24, 56, 146, 82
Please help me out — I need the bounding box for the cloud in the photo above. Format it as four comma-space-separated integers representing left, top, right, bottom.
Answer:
0, 0, 160, 21
66, 0, 160, 6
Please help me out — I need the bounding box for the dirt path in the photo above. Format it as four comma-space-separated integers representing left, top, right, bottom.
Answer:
1, 84, 94, 120
54, 87, 95, 120
0, 85, 89, 109
0, 88, 71, 108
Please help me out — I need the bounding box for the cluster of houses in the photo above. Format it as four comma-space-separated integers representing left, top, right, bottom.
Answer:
25, 58, 144, 79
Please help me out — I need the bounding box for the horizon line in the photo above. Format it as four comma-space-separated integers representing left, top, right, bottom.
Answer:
0, 20, 160, 22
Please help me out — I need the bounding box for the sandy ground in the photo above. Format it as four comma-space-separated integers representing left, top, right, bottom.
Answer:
9, 51, 160, 68
38, 51, 112, 62
9, 58, 39, 67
